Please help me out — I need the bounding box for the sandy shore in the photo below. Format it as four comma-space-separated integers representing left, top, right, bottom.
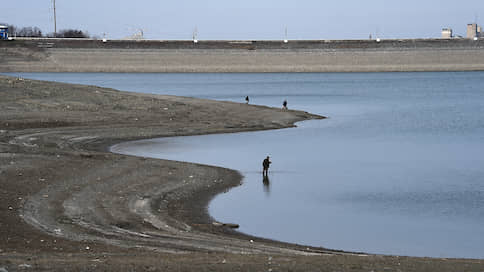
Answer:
0, 75, 482, 271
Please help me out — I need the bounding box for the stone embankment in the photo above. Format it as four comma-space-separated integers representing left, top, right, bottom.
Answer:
1, 38, 484, 72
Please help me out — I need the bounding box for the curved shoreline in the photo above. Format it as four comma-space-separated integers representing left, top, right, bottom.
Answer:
106, 123, 339, 255
1, 75, 483, 271
0, 75, 327, 254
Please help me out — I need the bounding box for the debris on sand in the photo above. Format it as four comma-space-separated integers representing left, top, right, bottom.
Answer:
212, 221, 239, 229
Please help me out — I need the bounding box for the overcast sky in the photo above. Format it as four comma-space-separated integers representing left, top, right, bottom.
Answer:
2, 0, 484, 40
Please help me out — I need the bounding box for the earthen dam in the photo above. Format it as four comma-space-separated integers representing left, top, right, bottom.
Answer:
1, 38, 484, 72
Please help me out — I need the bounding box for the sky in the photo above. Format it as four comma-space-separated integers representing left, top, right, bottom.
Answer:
2, 0, 484, 40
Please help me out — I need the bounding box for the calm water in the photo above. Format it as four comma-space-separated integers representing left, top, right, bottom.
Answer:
6, 72, 484, 259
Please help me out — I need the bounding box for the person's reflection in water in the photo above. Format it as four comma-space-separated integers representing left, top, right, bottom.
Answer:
262, 175, 271, 196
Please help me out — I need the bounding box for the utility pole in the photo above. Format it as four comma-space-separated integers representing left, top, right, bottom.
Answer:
192, 27, 198, 43
284, 26, 288, 43
53, 0, 57, 37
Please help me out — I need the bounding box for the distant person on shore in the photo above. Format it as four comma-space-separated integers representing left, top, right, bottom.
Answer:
262, 156, 271, 176
245, 96, 249, 104
282, 99, 288, 110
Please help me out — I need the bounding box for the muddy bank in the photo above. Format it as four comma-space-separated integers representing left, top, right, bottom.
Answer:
0, 75, 482, 271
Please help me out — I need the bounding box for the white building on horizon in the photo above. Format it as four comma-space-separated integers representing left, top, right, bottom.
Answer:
441, 28, 453, 39
467, 23, 482, 39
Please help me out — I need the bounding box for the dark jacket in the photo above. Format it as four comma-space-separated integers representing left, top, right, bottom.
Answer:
263, 158, 271, 169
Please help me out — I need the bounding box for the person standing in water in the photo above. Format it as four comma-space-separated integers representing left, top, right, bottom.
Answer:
282, 99, 288, 110
262, 156, 271, 176
245, 96, 249, 104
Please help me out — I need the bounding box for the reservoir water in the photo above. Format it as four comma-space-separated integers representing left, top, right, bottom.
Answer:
6, 72, 484, 259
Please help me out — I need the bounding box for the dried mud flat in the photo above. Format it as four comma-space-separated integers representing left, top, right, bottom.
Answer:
0, 75, 482, 271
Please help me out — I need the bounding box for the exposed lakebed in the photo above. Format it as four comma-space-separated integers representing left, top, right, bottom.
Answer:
8, 72, 484, 259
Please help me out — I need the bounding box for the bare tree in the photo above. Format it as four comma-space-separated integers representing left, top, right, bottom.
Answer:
56, 29, 89, 38
16, 27, 43, 37
1, 23, 90, 39
0, 24, 43, 37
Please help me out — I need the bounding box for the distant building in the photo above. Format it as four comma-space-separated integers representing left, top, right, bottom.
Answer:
467, 23, 481, 39
441, 28, 453, 39
0, 25, 8, 40
123, 29, 144, 40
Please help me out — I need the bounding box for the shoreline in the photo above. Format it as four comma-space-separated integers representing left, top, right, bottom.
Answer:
1, 75, 483, 271
106, 122, 333, 253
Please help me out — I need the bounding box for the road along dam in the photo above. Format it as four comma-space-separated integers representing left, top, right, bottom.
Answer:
1, 38, 484, 72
